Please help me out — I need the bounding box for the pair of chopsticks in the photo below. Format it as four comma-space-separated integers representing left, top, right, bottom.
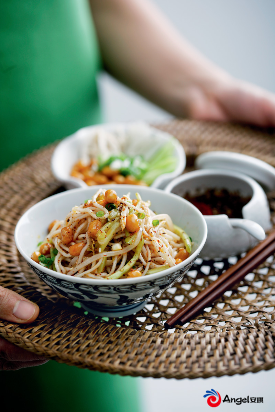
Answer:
165, 230, 275, 329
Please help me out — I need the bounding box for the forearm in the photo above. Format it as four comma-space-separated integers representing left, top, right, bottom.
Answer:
89, 0, 230, 117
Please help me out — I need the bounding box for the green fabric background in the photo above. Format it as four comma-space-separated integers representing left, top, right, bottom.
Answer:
0, 0, 102, 171
0, 1, 140, 411
1, 362, 140, 412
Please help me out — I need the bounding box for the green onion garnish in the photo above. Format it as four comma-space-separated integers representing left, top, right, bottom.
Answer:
38, 255, 54, 268
37, 241, 43, 247
50, 248, 58, 260
106, 203, 117, 211
152, 220, 159, 226
52, 248, 58, 256
96, 211, 104, 217
137, 213, 145, 219
189, 236, 192, 242
84, 200, 89, 204
39, 248, 58, 268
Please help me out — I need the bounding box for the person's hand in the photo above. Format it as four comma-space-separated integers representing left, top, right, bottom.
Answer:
90, 0, 275, 128
0, 286, 47, 370
186, 76, 275, 127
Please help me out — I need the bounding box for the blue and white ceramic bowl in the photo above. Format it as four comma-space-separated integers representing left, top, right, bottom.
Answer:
15, 186, 207, 317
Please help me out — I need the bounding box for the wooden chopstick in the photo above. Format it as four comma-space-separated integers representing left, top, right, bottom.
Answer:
165, 230, 275, 328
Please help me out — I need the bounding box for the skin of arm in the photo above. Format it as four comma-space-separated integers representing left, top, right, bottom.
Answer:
90, 0, 275, 126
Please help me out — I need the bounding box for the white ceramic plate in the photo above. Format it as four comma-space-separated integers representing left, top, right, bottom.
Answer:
51, 122, 186, 190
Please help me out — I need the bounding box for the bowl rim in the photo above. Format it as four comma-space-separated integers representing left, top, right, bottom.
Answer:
15, 185, 207, 286
51, 122, 186, 189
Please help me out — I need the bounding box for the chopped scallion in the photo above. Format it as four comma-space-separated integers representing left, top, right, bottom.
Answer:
152, 220, 159, 226
50, 248, 58, 259
96, 211, 104, 217
38, 255, 54, 268
137, 213, 145, 219
37, 241, 43, 247
106, 203, 117, 211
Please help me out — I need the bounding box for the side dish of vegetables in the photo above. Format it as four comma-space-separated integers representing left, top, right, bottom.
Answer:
70, 127, 177, 186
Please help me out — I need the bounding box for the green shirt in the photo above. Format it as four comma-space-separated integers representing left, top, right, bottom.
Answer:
0, 1, 140, 411
0, 0, 101, 171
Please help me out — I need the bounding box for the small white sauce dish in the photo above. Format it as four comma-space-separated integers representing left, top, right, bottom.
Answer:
165, 167, 272, 259
15, 185, 207, 317
51, 122, 186, 190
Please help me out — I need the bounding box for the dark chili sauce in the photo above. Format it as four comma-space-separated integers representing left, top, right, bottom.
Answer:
184, 189, 251, 218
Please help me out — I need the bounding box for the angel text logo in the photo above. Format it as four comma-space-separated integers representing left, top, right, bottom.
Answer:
203, 390, 264, 407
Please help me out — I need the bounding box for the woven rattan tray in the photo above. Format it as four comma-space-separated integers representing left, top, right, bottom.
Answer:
1, 120, 275, 379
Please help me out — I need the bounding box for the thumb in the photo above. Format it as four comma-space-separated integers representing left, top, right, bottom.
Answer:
0, 286, 39, 324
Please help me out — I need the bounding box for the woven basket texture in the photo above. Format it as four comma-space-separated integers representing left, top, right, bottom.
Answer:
0, 120, 275, 379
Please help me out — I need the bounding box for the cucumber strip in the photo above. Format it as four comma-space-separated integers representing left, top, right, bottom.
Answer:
173, 224, 192, 253
100, 221, 121, 251
97, 221, 114, 244
98, 257, 107, 273
107, 238, 144, 279
146, 265, 170, 275
125, 232, 139, 245
142, 159, 177, 185
108, 209, 119, 220
143, 159, 176, 174
97, 220, 120, 247
149, 141, 174, 166
97, 222, 119, 272
148, 157, 176, 169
